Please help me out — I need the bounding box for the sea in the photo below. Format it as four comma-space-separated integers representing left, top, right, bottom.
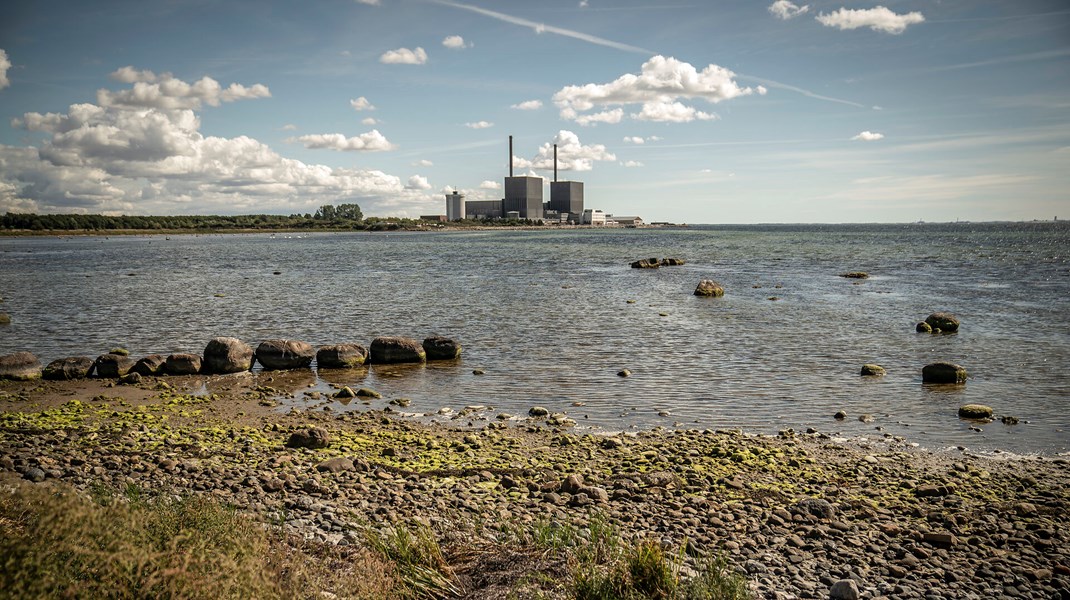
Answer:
1, 222, 1067, 455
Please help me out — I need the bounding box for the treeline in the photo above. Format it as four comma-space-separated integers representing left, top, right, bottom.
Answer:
1, 204, 366, 232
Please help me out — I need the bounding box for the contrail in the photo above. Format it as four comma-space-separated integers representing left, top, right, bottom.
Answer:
738, 74, 871, 109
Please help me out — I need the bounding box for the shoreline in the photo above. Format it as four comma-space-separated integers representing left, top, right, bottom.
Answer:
2, 374, 1068, 598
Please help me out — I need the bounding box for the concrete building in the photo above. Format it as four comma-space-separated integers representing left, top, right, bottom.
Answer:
549, 181, 583, 221
581, 209, 606, 226
504, 176, 543, 220
608, 215, 644, 227
465, 200, 503, 219
445, 191, 465, 221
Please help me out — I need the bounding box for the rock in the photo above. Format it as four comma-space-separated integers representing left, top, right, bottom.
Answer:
601, 437, 624, 449
922, 532, 957, 546
202, 337, 254, 374
316, 344, 368, 368
334, 387, 357, 399
287, 427, 330, 449
794, 497, 836, 520
369, 337, 426, 364
165, 353, 202, 375
389, 398, 411, 407
834, 411, 847, 420
578, 485, 609, 503
528, 406, 549, 417
131, 354, 167, 376
659, 258, 685, 266
1001, 415, 1020, 425
860, 364, 886, 376
0, 313, 10, 325
42, 356, 94, 380
829, 579, 860, 600
839, 272, 869, 279
423, 336, 462, 360
958, 404, 993, 419
472, 369, 486, 375
23, 467, 46, 483
922, 362, 968, 384
925, 312, 960, 332
0, 352, 42, 381
316, 457, 354, 473
356, 388, 382, 398
561, 474, 584, 493
617, 369, 631, 377
694, 279, 725, 297
94, 353, 136, 378
255, 339, 315, 370
915, 321, 932, 333
631, 258, 660, 269
118, 372, 142, 385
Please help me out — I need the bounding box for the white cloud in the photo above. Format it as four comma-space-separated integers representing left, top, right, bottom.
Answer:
816, 6, 924, 34
480, 180, 501, 189
414, 159, 434, 167
406, 175, 432, 190
511, 99, 543, 110
852, 131, 885, 142
356, 0, 380, 5
573, 108, 624, 127
0, 49, 10, 90
442, 35, 471, 49
525, 130, 616, 172
361, 117, 379, 125
554, 55, 762, 124
97, 69, 270, 110
465, 120, 494, 129
623, 136, 660, 144
109, 66, 156, 83
291, 130, 396, 151
350, 96, 375, 111
281, 124, 298, 131
768, 0, 809, 20
379, 47, 428, 65
620, 160, 644, 167
579, 0, 589, 7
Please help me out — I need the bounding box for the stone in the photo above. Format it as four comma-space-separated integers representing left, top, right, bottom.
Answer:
618, 369, 631, 377
659, 258, 686, 266
630, 257, 660, 269
356, 388, 382, 398
829, 579, 860, 600
925, 312, 960, 332
334, 387, 357, 399
958, 404, 993, 419
922, 532, 957, 546
94, 353, 136, 378
202, 337, 254, 374
922, 362, 967, 384
834, 411, 848, 420
794, 497, 836, 520
369, 337, 426, 364
423, 336, 462, 360
601, 437, 624, 449
840, 272, 869, 279
131, 354, 167, 376
916, 321, 932, 333
23, 467, 46, 483
578, 485, 609, 503
694, 279, 725, 297
0, 352, 42, 381
561, 474, 584, 494
255, 339, 315, 370
287, 427, 330, 449
316, 344, 368, 368
118, 372, 142, 385
528, 406, 549, 417
1001, 415, 1020, 425
42, 356, 94, 380
164, 353, 202, 375
0, 313, 10, 325
316, 457, 354, 473
861, 364, 886, 376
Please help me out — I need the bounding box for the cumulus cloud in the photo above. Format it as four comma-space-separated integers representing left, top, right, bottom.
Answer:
623, 136, 659, 144
96, 69, 270, 110
479, 180, 501, 189
0, 49, 10, 90
511, 99, 543, 110
406, 175, 432, 190
350, 96, 375, 111
816, 6, 924, 34
573, 108, 624, 127
620, 160, 644, 167
290, 130, 396, 151
519, 130, 615, 172
361, 117, 379, 125
465, 120, 494, 129
553, 55, 764, 124
768, 0, 809, 20
414, 159, 434, 167
851, 131, 885, 141
379, 47, 428, 65
442, 35, 471, 49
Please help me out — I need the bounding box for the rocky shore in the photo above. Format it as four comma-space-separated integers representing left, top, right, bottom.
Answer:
1, 373, 1068, 599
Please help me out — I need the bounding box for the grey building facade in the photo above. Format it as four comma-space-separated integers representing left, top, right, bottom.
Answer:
504, 176, 544, 220
549, 181, 584, 218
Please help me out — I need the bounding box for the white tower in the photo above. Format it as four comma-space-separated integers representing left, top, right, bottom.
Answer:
446, 191, 466, 221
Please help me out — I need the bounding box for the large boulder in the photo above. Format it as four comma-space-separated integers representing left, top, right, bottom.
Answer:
256, 339, 315, 370
316, 344, 368, 369
132, 354, 167, 376
423, 336, 462, 360
0, 352, 42, 381
202, 337, 254, 374
922, 362, 968, 384
165, 353, 202, 375
94, 353, 136, 378
694, 279, 725, 297
925, 312, 960, 333
287, 427, 330, 449
369, 337, 426, 364
630, 258, 660, 269
43, 357, 94, 380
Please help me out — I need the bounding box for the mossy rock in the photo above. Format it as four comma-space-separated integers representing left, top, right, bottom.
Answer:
694, 279, 725, 297
915, 321, 932, 333
922, 362, 967, 384
316, 344, 368, 368
925, 312, 960, 333
860, 364, 886, 377
958, 404, 993, 419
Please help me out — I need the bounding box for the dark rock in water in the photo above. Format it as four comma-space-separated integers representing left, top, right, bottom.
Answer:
694, 279, 725, 297
0, 352, 42, 381
202, 337, 254, 374
958, 404, 993, 419
165, 353, 202, 375
94, 353, 136, 378
839, 272, 869, 279
334, 386, 357, 399
915, 321, 932, 333
423, 336, 461, 360
356, 388, 382, 398
287, 427, 330, 449
132, 354, 167, 376
316, 344, 368, 368
659, 258, 685, 266
925, 312, 960, 332
834, 411, 847, 420
630, 257, 660, 269
922, 362, 967, 384
1001, 415, 1020, 425
43, 356, 94, 380
528, 406, 549, 417
860, 364, 886, 376
617, 369, 631, 377
255, 339, 315, 370
369, 336, 426, 364
0, 313, 10, 325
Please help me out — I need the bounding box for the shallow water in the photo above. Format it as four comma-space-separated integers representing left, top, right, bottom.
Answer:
2, 222, 1068, 454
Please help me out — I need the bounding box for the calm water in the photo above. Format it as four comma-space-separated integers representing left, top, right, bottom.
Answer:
2, 223, 1068, 454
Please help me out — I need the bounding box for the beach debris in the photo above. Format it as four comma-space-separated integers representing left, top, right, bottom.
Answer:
316, 344, 368, 368
43, 356, 94, 380
925, 312, 960, 333
369, 336, 426, 364
0, 351, 42, 381
694, 279, 725, 297
202, 337, 254, 374
423, 336, 461, 360
922, 362, 968, 384
860, 364, 886, 376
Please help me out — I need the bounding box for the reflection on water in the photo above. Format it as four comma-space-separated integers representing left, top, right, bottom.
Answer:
2, 222, 1068, 453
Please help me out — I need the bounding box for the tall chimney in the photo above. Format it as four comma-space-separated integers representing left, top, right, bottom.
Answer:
554, 143, 558, 182
508, 135, 513, 178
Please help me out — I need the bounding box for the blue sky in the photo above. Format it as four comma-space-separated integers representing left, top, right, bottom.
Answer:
0, 0, 1067, 223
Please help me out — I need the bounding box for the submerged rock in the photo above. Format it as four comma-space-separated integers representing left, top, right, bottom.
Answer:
694, 279, 725, 297
43, 356, 94, 380
316, 344, 368, 368
164, 353, 202, 375
423, 336, 461, 360
202, 337, 254, 374
255, 339, 315, 370
922, 362, 968, 384
630, 258, 660, 269
94, 353, 136, 378
839, 272, 869, 279
915, 321, 932, 333
369, 337, 426, 364
860, 364, 886, 377
0, 352, 42, 381
925, 312, 960, 333
132, 354, 167, 376
958, 404, 993, 419
659, 258, 685, 266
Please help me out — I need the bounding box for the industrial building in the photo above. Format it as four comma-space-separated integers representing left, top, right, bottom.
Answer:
445, 191, 465, 221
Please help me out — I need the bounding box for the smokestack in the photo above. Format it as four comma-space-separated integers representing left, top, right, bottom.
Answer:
554, 144, 558, 182
508, 135, 513, 178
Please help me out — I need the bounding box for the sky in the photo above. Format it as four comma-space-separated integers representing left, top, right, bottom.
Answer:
0, 0, 1067, 224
